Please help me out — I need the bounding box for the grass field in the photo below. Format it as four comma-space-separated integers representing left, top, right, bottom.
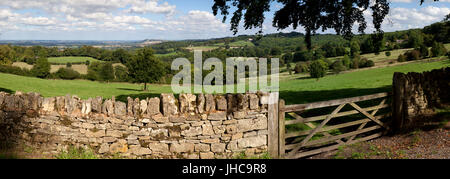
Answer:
47, 56, 101, 64
1, 59, 448, 104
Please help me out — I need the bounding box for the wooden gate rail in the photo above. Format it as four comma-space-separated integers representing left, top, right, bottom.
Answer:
278, 92, 391, 159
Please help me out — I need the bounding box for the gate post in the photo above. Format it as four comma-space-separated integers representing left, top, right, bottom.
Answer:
267, 92, 279, 159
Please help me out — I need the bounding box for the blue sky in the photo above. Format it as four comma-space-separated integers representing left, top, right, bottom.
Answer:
0, 0, 449, 40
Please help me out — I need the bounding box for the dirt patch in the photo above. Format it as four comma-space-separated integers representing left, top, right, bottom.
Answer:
310, 123, 450, 159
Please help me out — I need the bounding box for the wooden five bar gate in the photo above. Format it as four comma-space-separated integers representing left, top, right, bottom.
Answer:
272, 92, 392, 159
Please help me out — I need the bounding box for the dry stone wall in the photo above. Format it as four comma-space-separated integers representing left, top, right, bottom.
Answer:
0, 91, 270, 159
392, 67, 450, 132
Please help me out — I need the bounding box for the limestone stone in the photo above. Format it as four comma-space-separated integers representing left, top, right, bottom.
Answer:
103, 137, 117, 143
55, 96, 65, 113
161, 93, 178, 116
213, 126, 225, 135
153, 114, 169, 123
169, 116, 186, 123
205, 94, 215, 112
85, 129, 104, 138
195, 143, 210, 152
114, 101, 127, 116
149, 143, 169, 153
42, 97, 56, 112
147, 97, 161, 116
202, 124, 214, 136
170, 143, 195, 153
81, 98, 92, 115
106, 130, 123, 138
133, 98, 140, 116
129, 145, 152, 155
237, 135, 267, 148
197, 94, 205, 113
110, 142, 128, 154
216, 95, 227, 111
179, 94, 196, 113
98, 143, 109, 154
103, 100, 114, 116
237, 116, 268, 133
91, 97, 102, 113
127, 97, 134, 116
237, 94, 249, 111
248, 93, 259, 110
200, 152, 215, 159
211, 143, 226, 153
140, 100, 148, 115
208, 111, 227, 121
181, 126, 202, 137
201, 138, 220, 144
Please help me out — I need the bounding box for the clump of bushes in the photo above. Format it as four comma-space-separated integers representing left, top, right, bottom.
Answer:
405, 50, 421, 61
0, 65, 32, 76
309, 59, 328, 79
431, 42, 447, 57
54, 68, 80, 80
397, 54, 407, 62
385, 51, 391, 57
294, 62, 310, 74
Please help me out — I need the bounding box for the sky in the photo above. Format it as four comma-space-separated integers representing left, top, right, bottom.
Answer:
0, 0, 449, 41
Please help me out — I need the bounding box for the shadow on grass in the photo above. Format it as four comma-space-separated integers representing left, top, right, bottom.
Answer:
280, 85, 392, 105
116, 88, 142, 92
0, 87, 14, 94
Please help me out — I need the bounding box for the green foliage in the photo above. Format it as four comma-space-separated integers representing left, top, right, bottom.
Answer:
0, 45, 14, 65
417, 44, 429, 58
385, 51, 391, 57
66, 63, 72, 68
55, 146, 98, 159
99, 62, 115, 82
350, 55, 360, 69
342, 55, 352, 69
0, 65, 32, 76
405, 50, 421, 61
331, 60, 347, 74
430, 41, 447, 57
408, 30, 424, 49
294, 62, 310, 74
114, 65, 129, 82
397, 54, 407, 62
270, 47, 282, 56
31, 57, 51, 78
309, 59, 329, 79
282, 53, 293, 65
23, 48, 36, 65
293, 51, 314, 62
126, 47, 166, 90
350, 39, 361, 57
54, 68, 80, 80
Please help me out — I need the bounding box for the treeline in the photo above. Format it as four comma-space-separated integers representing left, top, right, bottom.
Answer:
0, 45, 134, 65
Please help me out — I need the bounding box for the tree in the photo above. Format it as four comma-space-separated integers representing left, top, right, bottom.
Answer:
31, 56, 50, 78
309, 60, 328, 80
407, 30, 424, 49
270, 47, 282, 56
282, 53, 293, 65
126, 47, 166, 91
55, 68, 80, 80
331, 60, 346, 74
212, 0, 390, 50
114, 65, 129, 82
0, 45, 14, 65
99, 62, 115, 82
397, 54, 406, 62
23, 48, 36, 64
430, 41, 447, 57
350, 40, 361, 57
293, 51, 314, 62
417, 44, 429, 58
112, 49, 131, 64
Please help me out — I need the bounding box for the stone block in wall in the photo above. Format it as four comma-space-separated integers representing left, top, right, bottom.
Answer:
114, 101, 127, 116
195, 143, 210, 152
202, 124, 214, 136
27, 92, 41, 110
197, 94, 205, 113
181, 126, 202, 137
140, 99, 148, 115
91, 97, 102, 113
86, 129, 106, 138
133, 98, 140, 116
237, 135, 267, 148
170, 143, 195, 153
42, 97, 56, 113
211, 143, 226, 153
200, 152, 215, 159
129, 145, 152, 155
103, 99, 114, 116
127, 97, 134, 116
216, 95, 227, 111
81, 98, 92, 115
236, 116, 268, 133
169, 116, 186, 123
212, 125, 225, 135
161, 94, 179, 116
205, 94, 215, 112
55, 96, 65, 113
237, 94, 249, 111
0, 92, 5, 108
98, 143, 109, 154
207, 111, 227, 121
153, 114, 169, 123
109, 140, 128, 154
147, 97, 161, 116
148, 143, 169, 153
227, 94, 237, 112
179, 94, 196, 113
248, 93, 259, 110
